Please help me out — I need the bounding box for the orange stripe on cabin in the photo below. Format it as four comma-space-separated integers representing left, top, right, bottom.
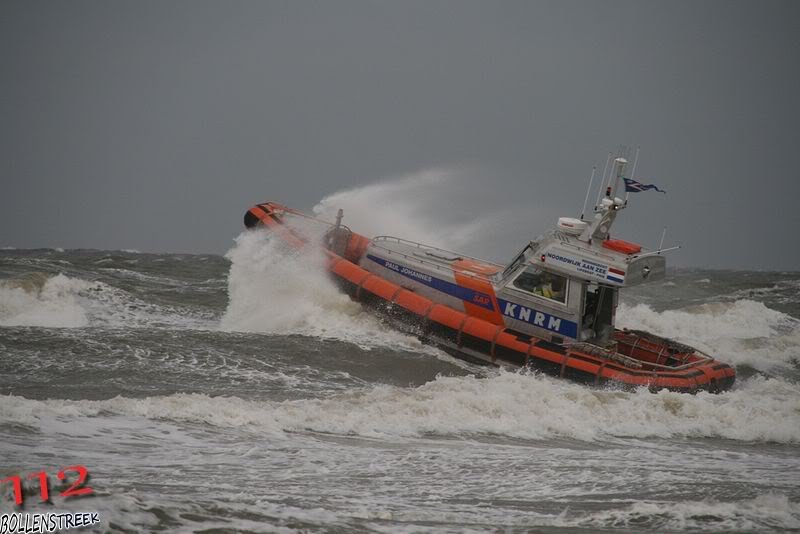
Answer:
452, 259, 504, 325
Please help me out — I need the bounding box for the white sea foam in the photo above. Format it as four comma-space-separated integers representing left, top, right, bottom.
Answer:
220, 229, 436, 352
571, 493, 800, 531
618, 300, 800, 370
0, 273, 210, 329
0, 274, 91, 327
3, 371, 798, 443
312, 168, 545, 261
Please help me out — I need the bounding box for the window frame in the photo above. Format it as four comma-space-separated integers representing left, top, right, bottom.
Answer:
498, 244, 532, 281
507, 266, 569, 305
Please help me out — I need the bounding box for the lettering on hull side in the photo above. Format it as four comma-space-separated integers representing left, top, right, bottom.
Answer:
366, 254, 495, 311
497, 298, 577, 338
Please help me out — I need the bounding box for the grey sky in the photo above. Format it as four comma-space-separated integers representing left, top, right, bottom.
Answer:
2, 0, 798, 269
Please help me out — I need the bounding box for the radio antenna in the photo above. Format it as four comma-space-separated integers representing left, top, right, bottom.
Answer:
594, 153, 612, 210
580, 166, 596, 220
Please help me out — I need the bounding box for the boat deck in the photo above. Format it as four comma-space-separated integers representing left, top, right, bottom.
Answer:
370, 236, 503, 279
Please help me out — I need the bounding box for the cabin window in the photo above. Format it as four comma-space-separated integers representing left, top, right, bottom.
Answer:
510, 267, 567, 303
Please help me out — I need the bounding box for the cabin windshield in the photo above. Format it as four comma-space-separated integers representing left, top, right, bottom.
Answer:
510, 267, 567, 303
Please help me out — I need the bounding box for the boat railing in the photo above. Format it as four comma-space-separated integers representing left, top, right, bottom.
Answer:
371, 236, 505, 277
267, 203, 355, 233
567, 342, 644, 369
268, 209, 504, 280
615, 328, 715, 367
567, 339, 714, 371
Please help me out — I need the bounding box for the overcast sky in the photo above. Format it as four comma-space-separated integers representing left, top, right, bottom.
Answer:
2, 0, 798, 269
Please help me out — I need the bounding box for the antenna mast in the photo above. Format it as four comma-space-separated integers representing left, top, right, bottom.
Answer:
594, 153, 612, 210
624, 146, 640, 204
612, 156, 628, 199
580, 167, 596, 220
606, 145, 625, 193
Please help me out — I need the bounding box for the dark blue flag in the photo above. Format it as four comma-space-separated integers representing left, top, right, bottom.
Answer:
623, 178, 666, 193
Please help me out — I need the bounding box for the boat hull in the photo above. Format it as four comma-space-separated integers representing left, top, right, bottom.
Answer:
245, 202, 736, 394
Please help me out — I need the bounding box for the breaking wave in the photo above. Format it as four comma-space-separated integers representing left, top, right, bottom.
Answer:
220, 230, 434, 352
0, 273, 91, 328
0, 272, 210, 329
618, 299, 800, 371
4, 371, 799, 443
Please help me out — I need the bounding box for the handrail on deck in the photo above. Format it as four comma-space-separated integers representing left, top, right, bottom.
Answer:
568, 341, 711, 371
369, 240, 498, 281
372, 236, 505, 268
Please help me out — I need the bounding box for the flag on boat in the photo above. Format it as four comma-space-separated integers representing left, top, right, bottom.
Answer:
623, 178, 665, 193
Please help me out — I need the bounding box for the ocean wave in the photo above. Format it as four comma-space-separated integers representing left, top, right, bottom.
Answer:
0, 272, 211, 329
0, 273, 92, 328
727, 278, 800, 306
3, 372, 798, 443
618, 299, 800, 370
570, 493, 800, 532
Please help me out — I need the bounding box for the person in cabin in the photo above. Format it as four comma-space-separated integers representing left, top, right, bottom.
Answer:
534, 272, 565, 302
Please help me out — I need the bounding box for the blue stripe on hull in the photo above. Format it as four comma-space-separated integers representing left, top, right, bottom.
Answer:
366, 254, 495, 311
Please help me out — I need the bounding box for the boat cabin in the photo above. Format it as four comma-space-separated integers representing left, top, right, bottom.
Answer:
325, 156, 670, 351
492, 227, 665, 347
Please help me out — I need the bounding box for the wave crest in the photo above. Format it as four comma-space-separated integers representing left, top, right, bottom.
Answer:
4, 372, 799, 443
220, 230, 432, 351
618, 299, 800, 370
0, 272, 211, 329
0, 273, 92, 328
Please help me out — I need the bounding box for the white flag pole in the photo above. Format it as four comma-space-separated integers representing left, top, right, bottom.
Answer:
624, 146, 640, 204
580, 167, 596, 220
